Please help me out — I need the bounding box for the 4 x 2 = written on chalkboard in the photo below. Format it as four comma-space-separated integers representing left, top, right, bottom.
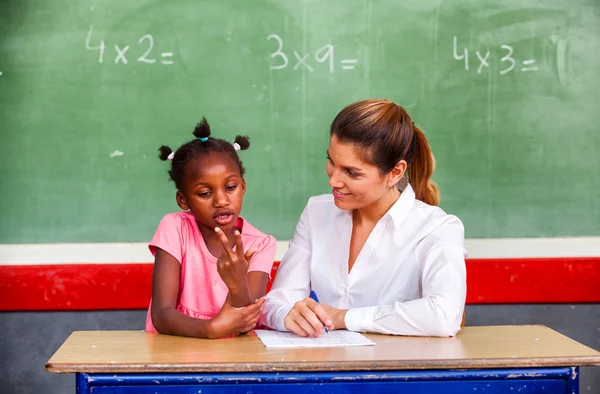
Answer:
85, 25, 174, 66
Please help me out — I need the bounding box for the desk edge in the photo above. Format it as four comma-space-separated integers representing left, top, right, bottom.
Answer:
46, 356, 600, 374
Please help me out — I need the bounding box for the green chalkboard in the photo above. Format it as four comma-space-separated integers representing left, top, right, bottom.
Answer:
1, 0, 599, 243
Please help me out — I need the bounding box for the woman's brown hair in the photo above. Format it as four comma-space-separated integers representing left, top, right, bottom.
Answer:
330, 99, 439, 206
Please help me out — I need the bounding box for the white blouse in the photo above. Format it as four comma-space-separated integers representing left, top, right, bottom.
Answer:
261, 184, 467, 337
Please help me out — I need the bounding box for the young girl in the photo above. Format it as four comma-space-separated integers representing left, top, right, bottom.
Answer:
261, 100, 467, 338
147, 117, 276, 339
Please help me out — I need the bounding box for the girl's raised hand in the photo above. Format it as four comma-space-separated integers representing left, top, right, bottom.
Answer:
215, 227, 258, 294
209, 296, 266, 338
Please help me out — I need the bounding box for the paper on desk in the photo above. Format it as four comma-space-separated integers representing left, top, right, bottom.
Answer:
254, 330, 375, 348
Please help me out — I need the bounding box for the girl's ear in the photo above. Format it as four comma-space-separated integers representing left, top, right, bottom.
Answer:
176, 190, 189, 211
241, 179, 247, 195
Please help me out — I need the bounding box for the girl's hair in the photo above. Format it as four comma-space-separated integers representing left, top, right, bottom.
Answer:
330, 99, 439, 206
158, 117, 250, 190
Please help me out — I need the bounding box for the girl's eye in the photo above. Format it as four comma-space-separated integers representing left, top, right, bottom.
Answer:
226, 184, 238, 191
197, 192, 211, 198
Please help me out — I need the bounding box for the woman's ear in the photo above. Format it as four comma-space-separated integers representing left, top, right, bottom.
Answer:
176, 191, 189, 211
387, 159, 407, 188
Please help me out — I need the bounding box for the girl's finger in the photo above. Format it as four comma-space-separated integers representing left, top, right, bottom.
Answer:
215, 227, 235, 261
243, 313, 260, 332
234, 231, 246, 261
239, 301, 262, 317
247, 307, 261, 322
254, 296, 266, 307
242, 323, 257, 333
244, 247, 258, 262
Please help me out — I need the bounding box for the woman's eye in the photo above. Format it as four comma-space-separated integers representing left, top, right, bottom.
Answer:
346, 169, 359, 178
326, 155, 332, 162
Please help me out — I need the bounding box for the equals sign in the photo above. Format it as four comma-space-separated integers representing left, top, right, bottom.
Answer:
161, 52, 174, 65
520, 59, 539, 72
340, 59, 358, 70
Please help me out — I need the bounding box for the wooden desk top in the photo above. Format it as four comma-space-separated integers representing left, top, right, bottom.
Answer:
46, 325, 600, 373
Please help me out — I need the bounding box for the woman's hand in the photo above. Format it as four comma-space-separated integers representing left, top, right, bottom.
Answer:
215, 228, 257, 295
209, 296, 266, 339
284, 298, 335, 337
319, 303, 348, 331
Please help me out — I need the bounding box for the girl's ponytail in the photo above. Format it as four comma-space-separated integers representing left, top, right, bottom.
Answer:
158, 145, 173, 161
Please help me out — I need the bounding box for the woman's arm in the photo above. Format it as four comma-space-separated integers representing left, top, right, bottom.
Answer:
150, 248, 264, 338
344, 220, 467, 337
261, 202, 333, 334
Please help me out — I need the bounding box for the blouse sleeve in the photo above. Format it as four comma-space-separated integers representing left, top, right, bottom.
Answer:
260, 202, 313, 331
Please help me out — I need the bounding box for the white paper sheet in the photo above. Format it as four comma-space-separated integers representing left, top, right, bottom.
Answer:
254, 330, 375, 348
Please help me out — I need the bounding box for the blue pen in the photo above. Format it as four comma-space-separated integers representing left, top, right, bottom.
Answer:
310, 290, 329, 333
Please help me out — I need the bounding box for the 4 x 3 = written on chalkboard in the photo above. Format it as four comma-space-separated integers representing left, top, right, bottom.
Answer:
452, 36, 538, 75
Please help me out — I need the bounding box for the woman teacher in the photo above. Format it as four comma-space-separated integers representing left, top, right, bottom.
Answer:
261, 99, 467, 337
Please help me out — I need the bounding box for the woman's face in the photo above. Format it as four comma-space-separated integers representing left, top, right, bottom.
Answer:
326, 135, 392, 211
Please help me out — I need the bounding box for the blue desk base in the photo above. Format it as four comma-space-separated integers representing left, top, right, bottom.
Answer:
76, 367, 579, 393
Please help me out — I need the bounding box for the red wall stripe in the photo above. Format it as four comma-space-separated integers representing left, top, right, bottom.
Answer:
467, 258, 600, 303
0, 258, 599, 311
0, 264, 154, 311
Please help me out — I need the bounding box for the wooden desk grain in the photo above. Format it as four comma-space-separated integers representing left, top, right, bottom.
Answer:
46, 325, 600, 374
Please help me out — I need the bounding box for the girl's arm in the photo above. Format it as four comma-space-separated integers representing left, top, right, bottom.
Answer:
215, 229, 274, 308
246, 271, 269, 303
244, 234, 277, 304
150, 248, 263, 338
224, 271, 269, 308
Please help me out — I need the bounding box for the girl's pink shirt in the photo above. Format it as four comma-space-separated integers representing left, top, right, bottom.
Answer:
145, 211, 276, 332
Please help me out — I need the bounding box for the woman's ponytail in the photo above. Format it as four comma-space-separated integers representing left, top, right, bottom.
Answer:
407, 126, 439, 206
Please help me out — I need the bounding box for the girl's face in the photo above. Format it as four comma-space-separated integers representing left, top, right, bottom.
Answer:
326, 135, 394, 211
176, 152, 246, 232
